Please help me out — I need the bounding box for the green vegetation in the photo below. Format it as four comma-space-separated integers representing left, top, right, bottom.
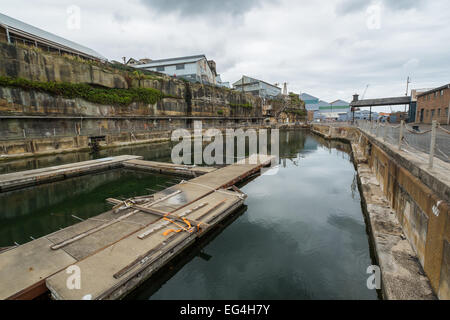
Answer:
217, 109, 224, 115
230, 102, 253, 108
0, 76, 164, 106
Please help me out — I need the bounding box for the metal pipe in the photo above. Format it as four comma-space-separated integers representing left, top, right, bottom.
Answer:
5, 26, 11, 44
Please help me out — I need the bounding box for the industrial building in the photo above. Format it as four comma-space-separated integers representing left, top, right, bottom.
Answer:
133, 55, 218, 85
233, 76, 281, 99
0, 12, 106, 62
416, 83, 450, 124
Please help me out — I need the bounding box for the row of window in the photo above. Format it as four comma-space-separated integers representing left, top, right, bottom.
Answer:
419, 107, 449, 121
155, 64, 185, 72
422, 89, 446, 101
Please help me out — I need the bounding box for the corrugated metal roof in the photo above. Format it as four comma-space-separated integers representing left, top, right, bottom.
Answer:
0, 12, 106, 61
330, 99, 349, 106
233, 75, 281, 90
300, 93, 319, 101
316, 100, 331, 107
135, 55, 206, 68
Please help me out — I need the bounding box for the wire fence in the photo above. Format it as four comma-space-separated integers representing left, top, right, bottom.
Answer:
357, 120, 450, 167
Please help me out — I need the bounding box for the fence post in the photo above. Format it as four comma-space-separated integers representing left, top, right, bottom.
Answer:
383, 124, 387, 141
376, 121, 380, 137
398, 120, 404, 150
428, 120, 437, 169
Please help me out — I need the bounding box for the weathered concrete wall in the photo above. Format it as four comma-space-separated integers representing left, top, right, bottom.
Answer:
0, 42, 128, 89
312, 124, 449, 300
0, 42, 265, 158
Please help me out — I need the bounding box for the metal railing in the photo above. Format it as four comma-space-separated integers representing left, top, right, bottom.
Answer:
357, 120, 450, 168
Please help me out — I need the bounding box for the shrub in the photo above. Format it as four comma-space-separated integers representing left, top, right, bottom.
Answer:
0, 76, 164, 106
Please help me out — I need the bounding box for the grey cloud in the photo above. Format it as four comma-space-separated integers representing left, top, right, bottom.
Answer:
336, 0, 424, 15
139, 0, 272, 17
336, 0, 367, 15
383, 0, 424, 11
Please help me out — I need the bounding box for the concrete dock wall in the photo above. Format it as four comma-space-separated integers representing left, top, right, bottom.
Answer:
0, 42, 273, 159
312, 124, 449, 300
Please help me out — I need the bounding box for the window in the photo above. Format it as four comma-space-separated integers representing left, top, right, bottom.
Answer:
156, 66, 165, 72
431, 109, 435, 118
441, 90, 444, 96
176, 64, 185, 70
438, 108, 441, 117
446, 108, 449, 116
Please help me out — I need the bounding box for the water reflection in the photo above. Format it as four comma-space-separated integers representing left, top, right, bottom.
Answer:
0, 130, 377, 299
127, 132, 377, 300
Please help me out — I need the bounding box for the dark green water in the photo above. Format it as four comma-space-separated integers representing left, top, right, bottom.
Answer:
0, 170, 177, 247
0, 130, 377, 299
0, 142, 174, 175
130, 132, 377, 300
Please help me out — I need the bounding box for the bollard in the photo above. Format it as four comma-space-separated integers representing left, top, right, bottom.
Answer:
428, 120, 437, 169
398, 120, 404, 150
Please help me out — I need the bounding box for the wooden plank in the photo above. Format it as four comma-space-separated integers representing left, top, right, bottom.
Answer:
50, 191, 182, 250
106, 198, 211, 233
46, 192, 243, 300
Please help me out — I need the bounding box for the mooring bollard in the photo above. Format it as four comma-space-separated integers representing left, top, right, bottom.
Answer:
428, 120, 437, 169
398, 120, 404, 150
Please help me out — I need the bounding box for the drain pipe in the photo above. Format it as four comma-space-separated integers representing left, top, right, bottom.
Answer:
1, 24, 11, 44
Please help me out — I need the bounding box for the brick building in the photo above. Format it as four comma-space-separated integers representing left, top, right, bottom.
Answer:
416, 84, 450, 124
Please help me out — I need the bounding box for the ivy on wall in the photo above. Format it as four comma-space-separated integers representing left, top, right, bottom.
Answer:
0, 76, 164, 106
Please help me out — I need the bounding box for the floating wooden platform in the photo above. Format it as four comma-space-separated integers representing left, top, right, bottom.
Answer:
0, 154, 274, 300
122, 159, 217, 177
0, 155, 142, 192
0, 157, 218, 193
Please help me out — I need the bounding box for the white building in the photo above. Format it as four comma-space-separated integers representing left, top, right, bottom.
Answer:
134, 55, 217, 85
233, 76, 281, 99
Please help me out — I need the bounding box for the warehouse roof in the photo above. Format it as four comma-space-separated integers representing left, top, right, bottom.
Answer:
0, 12, 106, 61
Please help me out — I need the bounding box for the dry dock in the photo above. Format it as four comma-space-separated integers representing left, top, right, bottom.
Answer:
0, 154, 273, 300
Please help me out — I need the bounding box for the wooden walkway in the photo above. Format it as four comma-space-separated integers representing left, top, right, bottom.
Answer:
0, 157, 218, 192
0, 155, 142, 192
0, 154, 274, 300
123, 159, 217, 177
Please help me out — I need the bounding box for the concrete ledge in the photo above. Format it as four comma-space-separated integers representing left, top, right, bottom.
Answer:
355, 155, 436, 299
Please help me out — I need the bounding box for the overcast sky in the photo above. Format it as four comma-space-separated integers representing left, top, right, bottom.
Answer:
2, 0, 449, 110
